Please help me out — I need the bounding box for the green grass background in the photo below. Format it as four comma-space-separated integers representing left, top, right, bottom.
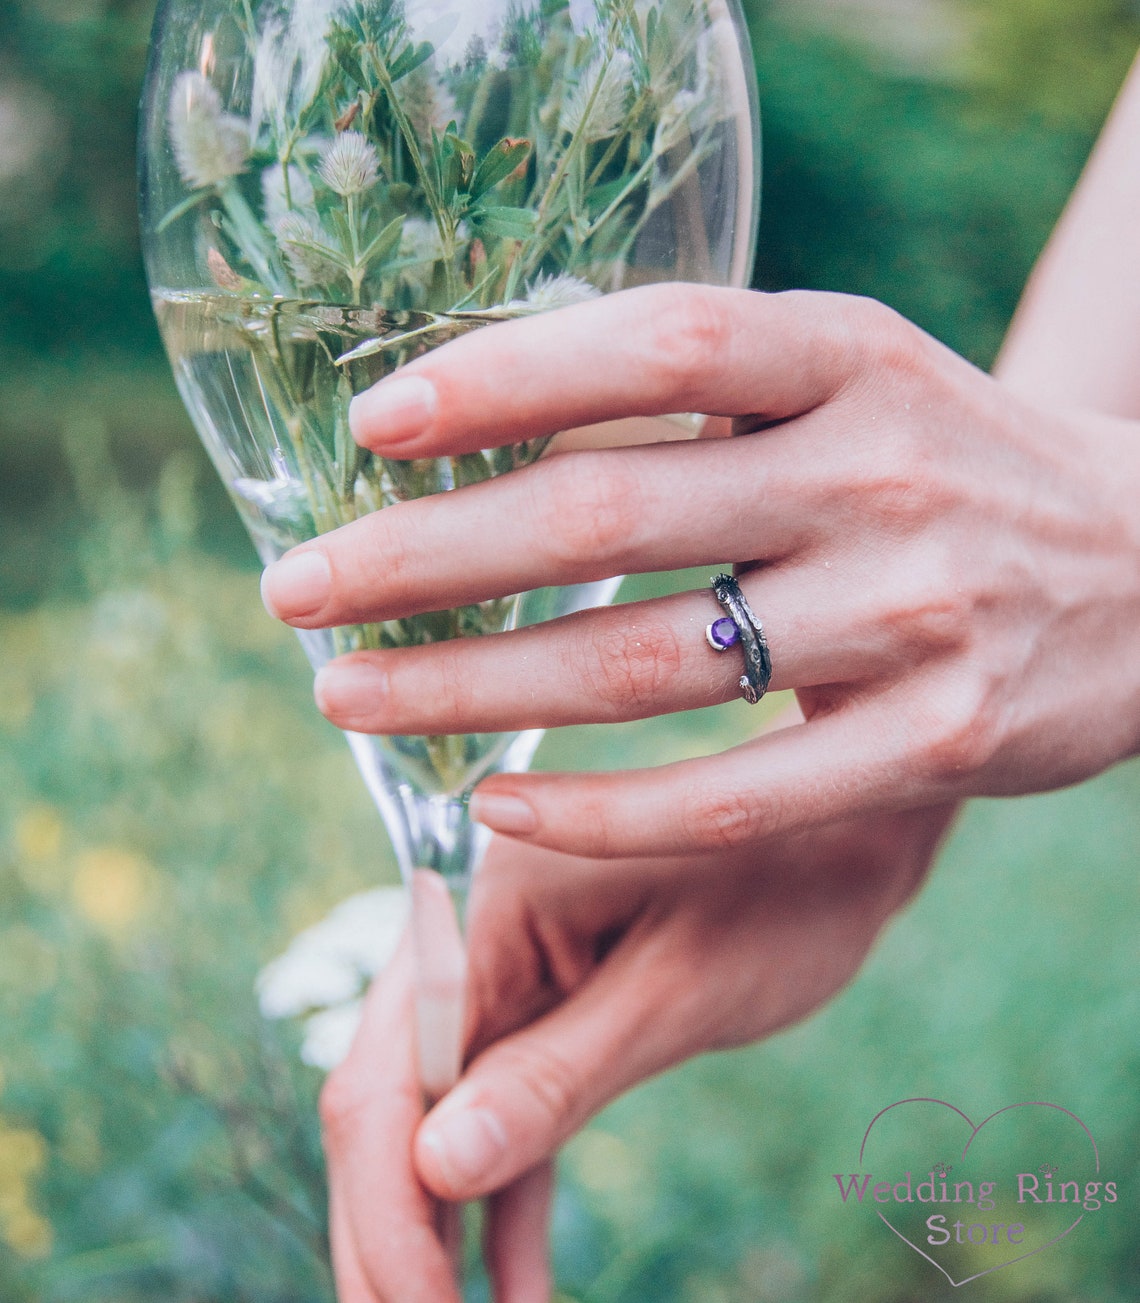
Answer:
2, 0, 1140, 1298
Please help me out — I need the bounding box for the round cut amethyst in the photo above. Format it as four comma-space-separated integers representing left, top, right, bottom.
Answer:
706, 616, 740, 651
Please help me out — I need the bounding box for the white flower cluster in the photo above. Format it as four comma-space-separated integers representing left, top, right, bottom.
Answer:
251, 0, 343, 144
168, 71, 249, 190
517, 271, 602, 313
256, 885, 408, 1070
317, 130, 381, 196
261, 163, 315, 228
274, 210, 341, 287
560, 50, 633, 143
399, 216, 445, 267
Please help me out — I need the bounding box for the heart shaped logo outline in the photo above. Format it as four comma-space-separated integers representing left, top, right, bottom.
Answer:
858, 1098, 1100, 1289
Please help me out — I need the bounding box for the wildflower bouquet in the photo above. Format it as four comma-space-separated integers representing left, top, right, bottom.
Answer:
141, 0, 755, 798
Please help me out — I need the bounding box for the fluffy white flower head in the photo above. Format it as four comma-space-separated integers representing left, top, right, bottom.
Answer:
251, 0, 343, 144
318, 130, 381, 196
257, 886, 407, 1029
561, 50, 633, 142
261, 163, 315, 228
520, 272, 602, 313
300, 1000, 364, 1070
275, 211, 341, 287
168, 71, 249, 189
399, 216, 445, 266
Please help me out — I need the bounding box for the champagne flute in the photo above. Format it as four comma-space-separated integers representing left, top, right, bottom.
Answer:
139, 0, 759, 1165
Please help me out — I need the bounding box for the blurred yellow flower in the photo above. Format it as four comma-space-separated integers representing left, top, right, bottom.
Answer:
72, 848, 158, 934
0, 1123, 51, 1258
567, 1128, 643, 1198
3, 1208, 52, 1258
14, 805, 63, 861
0, 1126, 46, 1180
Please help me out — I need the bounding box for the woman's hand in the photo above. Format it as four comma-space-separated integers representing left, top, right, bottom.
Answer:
318, 934, 556, 1303
261, 286, 1140, 858
319, 798, 956, 1300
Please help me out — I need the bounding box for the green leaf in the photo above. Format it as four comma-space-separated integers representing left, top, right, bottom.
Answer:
334, 374, 359, 498
388, 40, 435, 83
329, 24, 367, 88
469, 205, 539, 239
451, 451, 494, 489
432, 128, 475, 206
358, 214, 405, 268
586, 174, 634, 215
470, 137, 532, 199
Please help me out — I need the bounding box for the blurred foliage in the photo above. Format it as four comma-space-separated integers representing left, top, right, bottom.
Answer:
961, 0, 1140, 131
2, 0, 1140, 1298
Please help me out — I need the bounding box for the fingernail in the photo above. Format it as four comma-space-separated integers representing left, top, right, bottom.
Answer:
261, 551, 331, 619
470, 791, 539, 836
421, 1106, 507, 1188
349, 375, 437, 448
313, 661, 388, 718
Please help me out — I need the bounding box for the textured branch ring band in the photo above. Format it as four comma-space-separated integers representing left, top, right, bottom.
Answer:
705, 574, 773, 705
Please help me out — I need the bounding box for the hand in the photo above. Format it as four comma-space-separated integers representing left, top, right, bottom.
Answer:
261, 286, 1140, 859
320, 795, 955, 1290
319, 933, 555, 1303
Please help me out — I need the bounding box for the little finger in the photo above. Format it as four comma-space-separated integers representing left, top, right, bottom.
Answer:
469, 691, 947, 858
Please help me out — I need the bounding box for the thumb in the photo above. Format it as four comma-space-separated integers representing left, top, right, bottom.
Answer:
413, 920, 697, 1202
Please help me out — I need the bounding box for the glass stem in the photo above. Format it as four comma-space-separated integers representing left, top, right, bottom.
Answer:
345, 726, 544, 1097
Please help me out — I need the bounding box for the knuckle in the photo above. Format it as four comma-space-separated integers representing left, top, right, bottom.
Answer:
848, 296, 927, 378
536, 451, 641, 568
640, 285, 734, 404
890, 562, 971, 658
572, 613, 685, 717
318, 1063, 367, 1150
842, 436, 955, 537
682, 786, 762, 851
915, 677, 1000, 785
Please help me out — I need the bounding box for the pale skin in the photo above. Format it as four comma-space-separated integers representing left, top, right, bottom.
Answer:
267, 56, 1140, 1303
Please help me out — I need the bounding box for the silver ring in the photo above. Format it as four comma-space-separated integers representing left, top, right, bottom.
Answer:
706, 574, 772, 705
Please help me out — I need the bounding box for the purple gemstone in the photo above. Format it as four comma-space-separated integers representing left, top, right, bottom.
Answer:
706, 617, 740, 651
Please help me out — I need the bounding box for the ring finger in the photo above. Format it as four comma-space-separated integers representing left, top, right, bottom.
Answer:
312, 569, 887, 736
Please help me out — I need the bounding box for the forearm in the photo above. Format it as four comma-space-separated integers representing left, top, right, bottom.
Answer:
995, 54, 1140, 417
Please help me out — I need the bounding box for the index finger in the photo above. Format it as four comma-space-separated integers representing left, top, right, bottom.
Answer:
347, 285, 867, 458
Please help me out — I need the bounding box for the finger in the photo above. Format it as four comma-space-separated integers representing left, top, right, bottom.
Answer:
484, 1162, 555, 1303
310, 569, 884, 735
259, 420, 827, 629
347, 284, 870, 457
468, 684, 955, 858
328, 1181, 381, 1303
414, 902, 724, 1202
320, 937, 461, 1303
411, 869, 467, 1103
